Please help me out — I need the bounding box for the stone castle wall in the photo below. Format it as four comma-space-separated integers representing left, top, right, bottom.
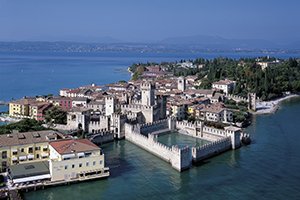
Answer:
225, 94, 248, 103
89, 116, 109, 133
192, 137, 232, 162
89, 131, 115, 145
125, 123, 192, 171
140, 119, 169, 135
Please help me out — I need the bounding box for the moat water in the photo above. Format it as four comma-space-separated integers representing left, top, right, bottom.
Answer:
1, 51, 300, 199
157, 132, 210, 148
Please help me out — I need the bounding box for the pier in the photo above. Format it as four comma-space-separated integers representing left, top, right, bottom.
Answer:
0, 101, 8, 106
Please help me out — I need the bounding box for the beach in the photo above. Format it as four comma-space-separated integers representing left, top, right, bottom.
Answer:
255, 94, 299, 114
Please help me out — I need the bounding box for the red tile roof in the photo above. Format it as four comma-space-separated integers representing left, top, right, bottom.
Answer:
50, 139, 99, 154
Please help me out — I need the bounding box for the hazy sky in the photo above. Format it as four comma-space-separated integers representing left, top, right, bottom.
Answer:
0, 0, 299, 42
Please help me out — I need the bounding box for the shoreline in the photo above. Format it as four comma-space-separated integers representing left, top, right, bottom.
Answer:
255, 94, 300, 115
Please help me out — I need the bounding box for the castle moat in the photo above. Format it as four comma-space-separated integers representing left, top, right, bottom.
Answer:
157, 131, 210, 148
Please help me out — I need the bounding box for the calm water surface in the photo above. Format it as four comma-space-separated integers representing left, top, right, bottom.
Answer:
157, 132, 210, 148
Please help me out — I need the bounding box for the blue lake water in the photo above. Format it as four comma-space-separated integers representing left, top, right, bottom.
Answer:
0, 51, 300, 199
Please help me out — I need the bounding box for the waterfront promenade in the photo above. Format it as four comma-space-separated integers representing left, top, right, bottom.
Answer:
255, 94, 300, 114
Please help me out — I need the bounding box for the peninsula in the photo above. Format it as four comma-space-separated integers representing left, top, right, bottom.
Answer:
1, 56, 300, 197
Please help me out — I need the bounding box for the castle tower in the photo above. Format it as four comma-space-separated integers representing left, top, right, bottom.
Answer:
105, 96, 115, 116
178, 76, 186, 91
141, 82, 155, 106
248, 93, 257, 111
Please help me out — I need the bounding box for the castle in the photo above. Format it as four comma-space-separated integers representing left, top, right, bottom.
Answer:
65, 82, 166, 139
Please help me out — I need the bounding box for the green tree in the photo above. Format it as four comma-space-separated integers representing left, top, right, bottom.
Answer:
45, 106, 67, 125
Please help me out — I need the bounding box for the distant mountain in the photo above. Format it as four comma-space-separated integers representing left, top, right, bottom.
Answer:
159, 35, 296, 50
55, 35, 123, 43
7, 35, 124, 44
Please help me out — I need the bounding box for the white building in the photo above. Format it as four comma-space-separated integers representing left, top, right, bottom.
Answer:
202, 106, 233, 124
49, 139, 109, 182
212, 79, 236, 95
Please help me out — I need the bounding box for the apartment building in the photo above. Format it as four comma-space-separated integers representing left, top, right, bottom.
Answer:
49, 139, 109, 182
0, 130, 65, 172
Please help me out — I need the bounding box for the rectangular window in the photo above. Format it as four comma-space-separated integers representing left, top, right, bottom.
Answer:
43, 148, 48, 151
2, 161, 7, 167
79, 163, 82, 168
93, 161, 96, 166
28, 147, 33, 153
20, 148, 24, 153
35, 146, 41, 151
1, 151, 7, 159
99, 160, 102, 165
72, 164, 75, 169
86, 162, 89, 167
65, 165, 68, 170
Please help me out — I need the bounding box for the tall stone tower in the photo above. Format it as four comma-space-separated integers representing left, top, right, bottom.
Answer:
105, 96, 115, 116
248, 93, 257, 111
141, 82, 155, 106
178, 76, 186, 91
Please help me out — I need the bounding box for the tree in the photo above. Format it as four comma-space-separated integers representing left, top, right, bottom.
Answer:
45, 106, 67, 125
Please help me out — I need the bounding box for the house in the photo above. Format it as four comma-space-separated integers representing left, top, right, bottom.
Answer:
0, 130, 64, 172
49, 139, 109, 182
9, 98, 53, 121
71, 97, 88, 108
212, 79, 236, 95
7, 138, 109, 184
201, 105, 233, 124
256, 60, 281, 70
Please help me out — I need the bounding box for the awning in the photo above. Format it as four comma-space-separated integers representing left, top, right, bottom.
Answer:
41, 152, 49, 158
42, 146, 48, 149
19, 156, 27, 161
77, 152, 85, 157
27, 154, 34, 159
13, 174, 51, 184
12, 157, 18, 161
62, 153, 76, 159
12, 149, 18, 152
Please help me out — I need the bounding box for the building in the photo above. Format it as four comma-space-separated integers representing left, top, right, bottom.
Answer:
177, 76, 186, 92
201, 105, 233, 124
212, 79, 236, 95
120, 82, 166, 123
72, 97, 88, 108
7, 138, 109, 185
256, 60, 280, 70
0, 130, 65, 172
9, 98, 53, 121
49, 139, 109, 182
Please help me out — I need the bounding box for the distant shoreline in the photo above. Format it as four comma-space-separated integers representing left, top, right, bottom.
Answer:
255, 94, 300, 114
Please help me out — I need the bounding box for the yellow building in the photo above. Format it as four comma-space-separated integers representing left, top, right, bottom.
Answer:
0, 130, 65, 172
9, 99, 31, 118
9, 98, 52, 121
49, 139, 109, 182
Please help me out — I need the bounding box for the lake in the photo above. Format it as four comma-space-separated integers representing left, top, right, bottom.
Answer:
0, 50, 300, 199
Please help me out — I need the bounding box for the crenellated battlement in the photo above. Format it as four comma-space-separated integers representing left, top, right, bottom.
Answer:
225, 94, 248, 103
192, 137, 232, 162
202, 126, 227, 137
125, 122, 192, 171
140, 82, 155, 90
121, 104, 152, 110
89, 130, 115, 144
